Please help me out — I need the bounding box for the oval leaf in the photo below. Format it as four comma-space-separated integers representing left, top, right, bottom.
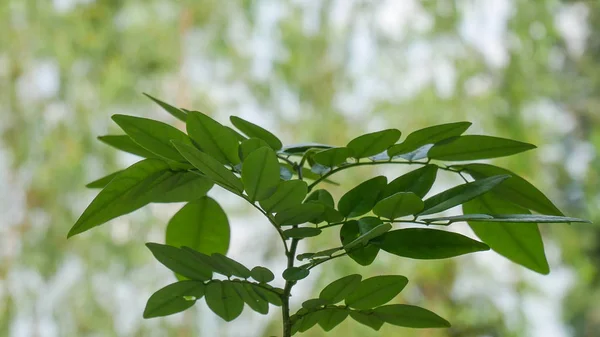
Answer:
387, 122, 472, 157
283, 227, 322, 239
318, 308, 349, 332
251, 284, 282, 306
428, 135, 536, 161
373, 192, 424, 220
230, 116, 283, 150
340, 220, 380, 266
260, 180, 308, 214
319, 274, 362, 304
143, 281, 205, 318
383, 164, 438, 198
347, 129, 401, 159
250, 266, 275, 283
338, 176, 388, 218
146, 243, 213, 281
205, 281, 244, 322
345, 275, 409, 310
230, 281, 269, 315
302, 298, 331, 309
239, 138, 270, 160
210, 253, 251, 279
343, 223, 392, 250
313, 147, 352, 168
373, 304, 450, 328
144, 93, 187, 122
283, 267, 310, 281
242, 147, 281, 202
187, 111, 240, 165
349, 311, 384, 331
97, 135, 159, 158
274, 203, 325, 226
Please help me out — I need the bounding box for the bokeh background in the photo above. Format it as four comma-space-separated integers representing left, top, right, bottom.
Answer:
1, 0, 599, 336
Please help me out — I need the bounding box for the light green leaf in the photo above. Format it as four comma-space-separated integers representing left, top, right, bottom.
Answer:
383, 165, 438, 198
205, 281, 244, 322
340, 219, 381, 266
343, 223, 392, 250
187, 111, 240, 165
418, 175, 510, 215
462, 194, 550, 274
387, 122, 471, 157
373, 192, 424, 220
377, 228, 489, 259
318, 308, 349, 332
274, 203, 325, 226
283, 227, 322, 239
259, 180, 308, 214
347, 129, 402, 158
428, 135, 536, 161
349, 311, 384, 331
151, 172, 213, 203
373, 304, 450, 328
338, 176, 388, 218
241, 147, 281, 202
283, 267, 310, 281
145, 243, 213, 281
143, 93, 187, 122
210, 253, 251, 279
86, 171, 122, 189
230, 116, 283, 150
313, 147, 352, 167
143, 281, 204, 318
250, 266, 275, 283
230, 281, 269, 315
319, 274, 362, 304
98, 135, 159, 158
345, 275, 409, 310
239, 138, 270, 160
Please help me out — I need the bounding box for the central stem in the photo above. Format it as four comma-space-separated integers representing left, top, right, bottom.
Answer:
281, 237, 299, 337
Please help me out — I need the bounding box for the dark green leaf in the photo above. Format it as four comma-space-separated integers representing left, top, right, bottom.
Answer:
241, 147, 280, 202
306, 189, 334, 207
349, 311, 384, 331
181, 248, 233, 278
459, 163, 563, 215
231, 282, 269, 315
98, 135, 159, 158
340, 220, 380, 266
251, 284, 282, 306
143, 281, 204, 318
298, 310, 327, 333
373, 304, 450, 328
302, 298, 331, 309
377, 228, 489, 259
283, 227, 322, 239
463, 194, 550, 274
305, 189, 343, 223
343, 223, 392, 250
318, 308, 349, 331
187, 111, 240, 165
274, 203, 325, 226
313, 147, 352, 167
319, 274, 362, 304
418, 175, 511, 215
424, 214, 590, 224
239, 138, 270, 160
112, 114, 191, 162
143, 93, 187, 122
260, 180, 308, 214
428, 135, 536, 161
250, 266, 275, 283
211, 253, 251, 279
145, 243, 213, 281
230, 116, 283, 150
172, 141, 244, 194
151, 172, 213, 203
205, 281, 244, 322
283, 267, 310, 281
373, 192, 424, 220
338, 176, 387, 218
383, 165, 438, 198
347, 129, 402, 159
345, 275, 408, 310
86, 171, 122, 189
387, 122, 472, 157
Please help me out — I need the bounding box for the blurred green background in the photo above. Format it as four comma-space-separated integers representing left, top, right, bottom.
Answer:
0, 0, 599, 336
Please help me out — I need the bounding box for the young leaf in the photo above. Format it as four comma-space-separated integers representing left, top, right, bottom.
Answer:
387, 122, 472, 157
345, 275, 409, 310
283, 227, 322, 239
210, 253, 251, 279
230, 116, 283, 150
319, 274, 362, 304
143, 281, 205, 318
98, 135, 159, 158
383, 164, 438, 198
145, 243, 213, 281
250, 266, 275, 283
343, 223, 392, 250
347, 129, 402, 159
143, 93, 187, 122
166, 197, 229, 270
377, 228, 489, 259
283, 267, 310, 281
239, 138, 270, 160
459, 163, 564, 216
112, 114, 191, 162
259, 180, 308, 214
373, 192, 424, 220
312, 147, 352, 167
172, 141, 244, 194
205, 281, 244, 322
462, 194, 550, 274
241, 147, 281, 202
274, 203, 325, 226
340, 220, 380, 266
428, 135, 536, 161
373, 304, 450, 328
318, 308, 349, 332
230, 281, 269, 315
151, 172, 214, 203
349, 311, 384, 331
187, 111, 240, 165
418, 175, 511, 216
86, 171, 122, 189
338, 176, 388, 218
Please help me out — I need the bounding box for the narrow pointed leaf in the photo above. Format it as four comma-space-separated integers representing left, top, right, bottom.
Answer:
86, 171, 122, 189
387, 122, 471, 157
250, 266, 275, 283
230, 281, 269, 315
428, 135, 536, 161
143, 93, 187, 121
340, 219, 381, 266
338, 176, 387, 218
274, 203, 324, 226
383, 165, 438, 198
318, 308, 349, 331
98, 135, 159, 158
283, 267, 310, 281
143, 281, 205, 318
187, 111, 240, 165
283, 227, 322, 239
242, 147, 281, 202
345, 275, 409, 310
145, 243, 213, 281
349, 311, 384, 331
211, 253, 251, 279
319, 274, 362, 304
373, 192, 424, 220
205, 281, 244, 322
260, 180, 308, 214
313, 147, 352, 167
373, 304, 451, 328
347, 129, 402, 158
230, 116, 283, 150
239, 138, 270, 160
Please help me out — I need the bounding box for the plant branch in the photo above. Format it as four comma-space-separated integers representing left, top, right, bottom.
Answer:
282, 237, 299, 337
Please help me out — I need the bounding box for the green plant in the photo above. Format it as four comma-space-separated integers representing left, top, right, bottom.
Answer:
69, 94, 590, 336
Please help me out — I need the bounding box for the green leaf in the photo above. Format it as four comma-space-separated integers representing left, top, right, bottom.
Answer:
251, 284, 282, 306
172, 141, 244, 194
306, 189, 334, 207
424, 214, 590, 224
377, 228, 489, 259
230, 116, 283, 150
187, 111, 240, 165
459, 163, 563, 215
311, 247, 343, 258
463, 194, 550, 274
397, 144, 433, 161
112, 114, 191, 162
387, 122, 472, 157
145, 243, 213, 281
319, 274, 362, 304
280, 143, 334, 156
98, 135, 159, 158
86, 171, 122, 189
230, 281, 269, 315
143, 281, 205, 318
68, 159, 174, 237
239, 138, 270, 160
305, 189, 343, 224
383, 165, 438, 198
210, 253, 251, 279
344, 275, 408, 310
373, 192, 424, 220
343, 223, 392, 250
428, 135, 536, 161
250, 266, 275, 283
143, 93, 187, 122
418, 175, 511, 215
259, 180, 308, 214
349, 311, 384, 331
241, 147, 281, 202
283, 227, 322, 239
318, 308, 349, 332
340, 220, 380, 266
313, 147, 352, 167
347, 129, 402, 158
205, 281, 244, 322
274, 203, 325, 226
283, 267, 310, 281
181, 248, 233, 278
225, 126, 248, 143
297, 310, 327, 333
338, 176, 388, 218
151, 172, 214, 203
373, 304, 451, 328
302, 298, 331, 309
